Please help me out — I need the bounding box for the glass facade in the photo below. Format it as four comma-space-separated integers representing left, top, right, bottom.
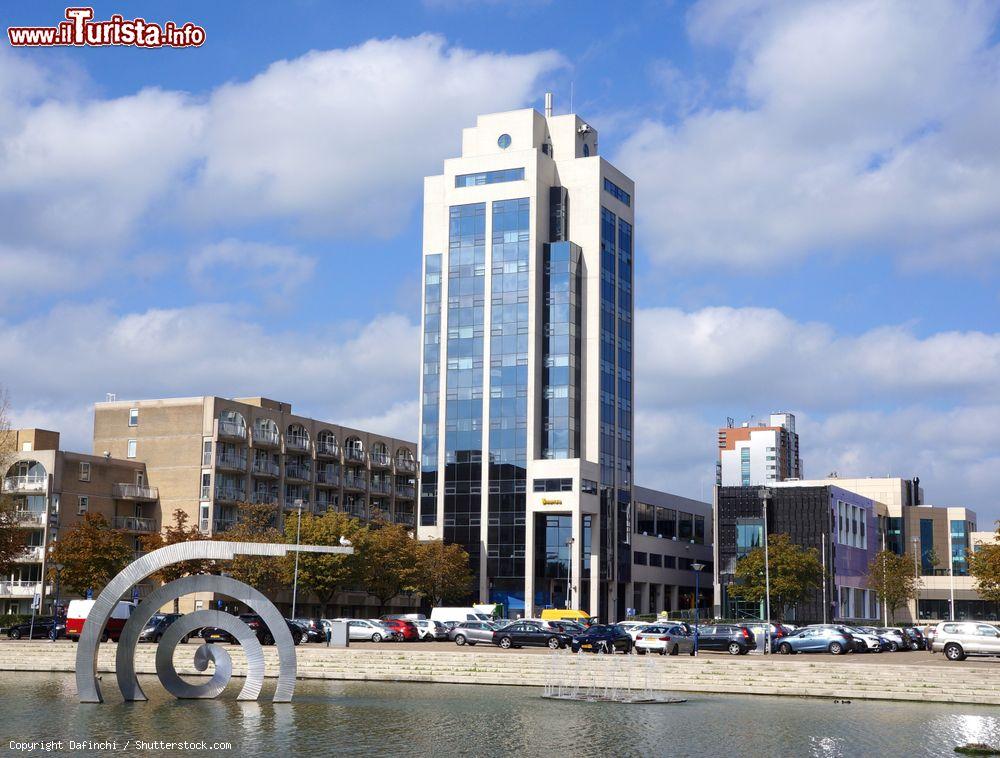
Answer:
736, 518, 764, 558
741, 448, 751, 485
420, 254, 442, 526
444, 203, 486, 580
542, 241, 581, 458
603, 177, 631, 207
456, 167, 525, 187
920, 518, 935, 574
951, 519, 971, 576
534, 514, 572, 608
487, 197, 530, 607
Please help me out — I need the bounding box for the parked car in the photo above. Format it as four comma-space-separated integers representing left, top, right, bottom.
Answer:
569, 624, 633, 654
776, 626, 855, 655
413, 619, 448, 641
6, 616, 65, 640
743, 621, 793, 650
66, 599, 135, 642
430, 607, 494, 625
381, 618, 419, 641
539, 609, 598, 626
860, 627, 908, 652
634, 624, 695, 656
325, 618, 395, 642
694, 624, 755, 655
904, 626, 927, 650
291, 618, 326, 643
931, 621, 1000, 661
200, 614, 303, 645
138, 613, 182, 643
838, 626, 882, 653
449, 621, 497, 646
492, 621, 570, 650
617, 620, 650, 638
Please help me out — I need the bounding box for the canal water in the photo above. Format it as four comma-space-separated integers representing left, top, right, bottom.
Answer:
2, 673, 998, 757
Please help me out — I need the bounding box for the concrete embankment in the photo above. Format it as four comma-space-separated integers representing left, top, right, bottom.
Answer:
0, 642, 996, 705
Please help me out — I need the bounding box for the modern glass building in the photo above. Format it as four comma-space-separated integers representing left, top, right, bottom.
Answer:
418, 96, 635, 620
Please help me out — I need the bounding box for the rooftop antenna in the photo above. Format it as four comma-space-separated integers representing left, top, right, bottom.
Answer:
106, 393, 116, 402
570, 81, 574, 113
544, 92, 553, 118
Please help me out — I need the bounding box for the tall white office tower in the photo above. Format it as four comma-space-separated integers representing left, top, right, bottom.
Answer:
418, 95, 635, 621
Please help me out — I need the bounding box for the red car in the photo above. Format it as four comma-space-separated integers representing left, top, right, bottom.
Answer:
381, 618, 419, 641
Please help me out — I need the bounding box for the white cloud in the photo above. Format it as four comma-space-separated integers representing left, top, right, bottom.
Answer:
188, 239, 316, 304
619, 0, 1000, 269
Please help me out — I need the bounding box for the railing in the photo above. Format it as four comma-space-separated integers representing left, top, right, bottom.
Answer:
15, 546, 44, 563
2, 476, 46, 494
214, 486, 246, 502
394, 513, 415, 527
316, 441, 341, 458
370, 452, 391, 468
113, 516, 157, 533
314, 497, 334, 511
216, 454, 247, 471
252, 427, 280, 446
317, 470, 340, 486
218, 420, 246, 439
345, 448, 366, 464
371, 480, 393, 495
394, 485, 416, 499
213, 518, 239, 533
348, 505, 368, 519
113, 483, 159, 500
285, 436, 310, 452
395, 458, 416, 473
251, 490, 278, 505
14, 510, 46, 526
252, 459, 280, 477
0, 581, 43, 597
343, 475, 367, 490
285, 499, 310, 510
285, 464, 312, 481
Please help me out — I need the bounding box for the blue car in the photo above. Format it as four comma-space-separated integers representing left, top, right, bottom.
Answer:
776, 626, 855, 655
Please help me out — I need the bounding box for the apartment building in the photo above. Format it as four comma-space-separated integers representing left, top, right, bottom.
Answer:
1, 428, 156, 615
717, 412, 801, 486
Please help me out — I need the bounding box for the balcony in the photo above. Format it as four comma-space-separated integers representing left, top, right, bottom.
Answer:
284, 499, 310, 510
395, 458, 416, 474
214, 486, 246, 503
213, 518, 239, 533
17, 546, 44, 563
14, 510, 46, 526
113, 483, 159, 500
216, 453, 247, 472
113, 515, 158, 533
0, 581, 44, 598
2, 476, 46, 494
395, 485, 416, 500
314, 496, 334, 511
343, 475, 367, 491
251, 490, 279, 505
252, 427, 281, 447
370, 452, 391, 469
394, 513, 416, 528
285, 464, 312, 482
316, 441, 341, 459
218, 420, 246, 440
316, 469, 340, 487
347, 505, 368, 519
252, 459, 280, 478
286, 437, 310, 453
371, 480, 393, 496
344, 448, 366, 465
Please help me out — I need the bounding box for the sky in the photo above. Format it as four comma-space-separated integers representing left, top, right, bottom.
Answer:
2, 0, 999, 524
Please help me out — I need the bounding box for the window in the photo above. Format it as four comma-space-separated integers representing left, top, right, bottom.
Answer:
79, 462, 90, 482
200, 473, 211, 500
663, 555, 676, 569
649, 553, 662, 568
127, 439, 137, 459
202, 440, 212, 466
633, 551, 647, 566
532, 478, 573, 493
497, 133, 512, 149
603, 177, 631, 207
736, 518, 764, 557
581, 479, 598, 495
128, 408, 138, 427
455, 167, 523, 187
636, 502, 654, 535
77, 495, 89, 515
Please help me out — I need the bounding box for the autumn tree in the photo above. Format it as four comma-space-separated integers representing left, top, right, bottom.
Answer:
729, 533, 823, 621
281, 509, 364, 616
359, 519, 417, 614
0, 389, 28, 576
411, 540, 473, 607
48, 513, 133, 597
968, 525, 1000, 605
222, 502, 287, 593
140, 509, 216, 612
867, 549, 921, 623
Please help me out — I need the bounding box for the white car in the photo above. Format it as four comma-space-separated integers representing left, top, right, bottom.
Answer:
634, 623, 695, 656
840, 626, 882, 653
618, 621, 653, 641
324, 618, 394, 642
413, 619, 448, 641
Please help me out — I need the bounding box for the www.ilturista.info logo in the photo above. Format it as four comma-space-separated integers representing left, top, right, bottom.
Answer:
8, 7, 205, 48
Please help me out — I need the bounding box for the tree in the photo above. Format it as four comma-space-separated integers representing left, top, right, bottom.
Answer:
867, 549, 921, 623
222, 502, 287, 593
0, 389, 28, 576
48, 513, 133, 597
281, 509, 364, 615
410, 540, 473, 607
729, 533, 823, 621
140, 509, 216, 612
359, 519, 417, 614
968, 525, 1000, 605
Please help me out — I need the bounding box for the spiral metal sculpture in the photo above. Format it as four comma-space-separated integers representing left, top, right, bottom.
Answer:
75, 540, 352, 704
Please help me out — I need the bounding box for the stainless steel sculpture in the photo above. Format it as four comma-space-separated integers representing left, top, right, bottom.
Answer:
75, 540, 351, 703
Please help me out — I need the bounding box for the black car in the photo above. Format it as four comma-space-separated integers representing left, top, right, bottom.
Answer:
138, 613, 183, 643
6, 616, 65, 640
292, 618, 326, 643
904, 627, 926, 650
693, 624, 755, 655
492, 621, 570, 650
201, 614, 303, 646
570, 624, 633, 654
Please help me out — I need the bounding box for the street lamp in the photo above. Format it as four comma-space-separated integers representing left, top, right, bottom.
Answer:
759, 487, 773, 654
565, 536, 575, 609
291, 498, 304, 619
911, 536, 921, 623
691, 561, 705, 656
50, 563, 64, 642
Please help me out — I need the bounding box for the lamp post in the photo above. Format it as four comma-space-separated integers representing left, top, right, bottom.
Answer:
49, 563, 64, 642
911, 536, 920, 623
565, 536, 575, 609
291, 498, 304, 619
759, 488, 773, 654
691, 562, 705, 656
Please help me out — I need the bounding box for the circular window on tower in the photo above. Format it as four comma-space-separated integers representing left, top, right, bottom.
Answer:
498, 133, 512, 150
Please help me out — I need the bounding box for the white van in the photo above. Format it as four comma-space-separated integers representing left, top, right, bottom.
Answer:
66, 599, 136, 642
430, 607, 494, 625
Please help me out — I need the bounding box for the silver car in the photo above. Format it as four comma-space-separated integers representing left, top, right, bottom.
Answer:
448, 621, 496, 646
931, 621, 1000, 661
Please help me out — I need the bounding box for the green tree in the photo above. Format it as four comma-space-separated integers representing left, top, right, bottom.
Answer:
281, 509, 365, 615
360, 519, 417, 614
410, 540, 473, 607
866, 549, 921, 623
140, 509, 216, 612
729, 533, 823, 621
48, 513, 133, 597
968, 525, 1000, 605
222, 502, 287, 593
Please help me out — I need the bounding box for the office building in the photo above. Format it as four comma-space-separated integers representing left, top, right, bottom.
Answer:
717, 412, 801, 486
1, 428, 156, 615
417, 95, 636, 619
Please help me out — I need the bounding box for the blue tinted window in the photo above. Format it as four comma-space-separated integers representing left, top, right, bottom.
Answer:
603, 177, 631, 207
455, 167, 524, 187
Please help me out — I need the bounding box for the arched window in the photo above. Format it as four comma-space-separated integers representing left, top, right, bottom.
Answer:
395, 447, 415, 472
218, 410, 246, 438
286, 424, 310, 452
4, 460, 48, 492
370, 442, 390, 467
317, 430, 339, 457
252, 417, 279, 446
345, 436, 365, 464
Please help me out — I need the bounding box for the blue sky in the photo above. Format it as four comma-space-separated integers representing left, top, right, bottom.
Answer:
2, 0, 999, 523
